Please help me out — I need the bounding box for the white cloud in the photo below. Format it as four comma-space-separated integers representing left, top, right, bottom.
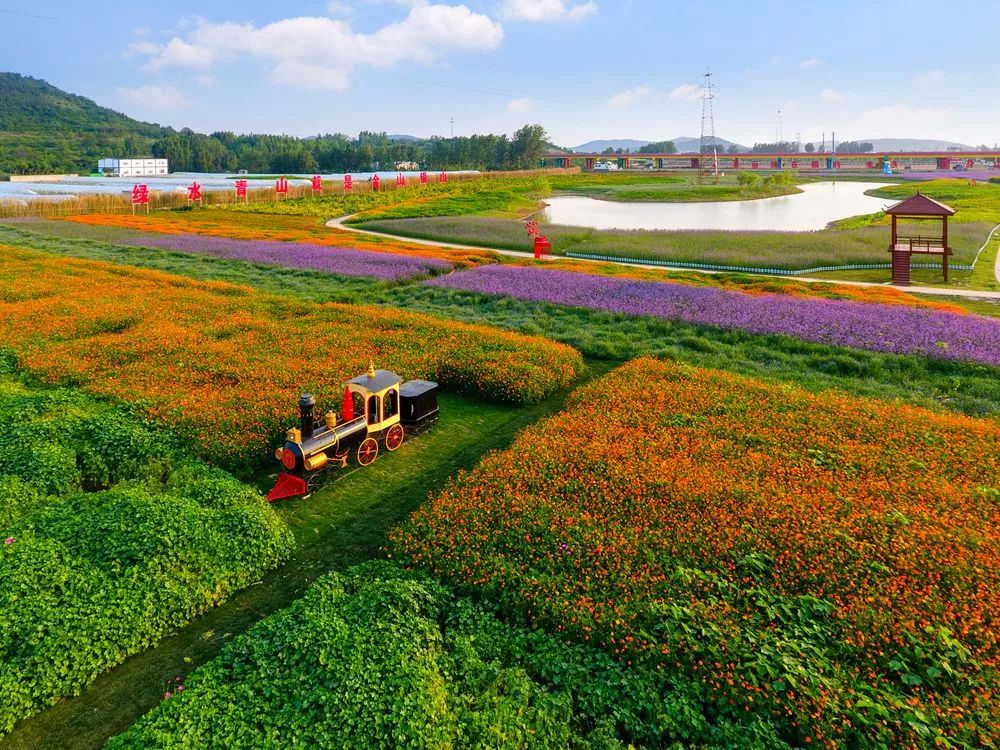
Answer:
507, 96, 533, 112
821, 88, 844, 103
117, 85, 191, 109
915, 69, 947, 84
129, 6, 504, 91
326, 0, 352, 15
500, 0, 597, 22
853, 104, 953, 138
607, 83, 651, 108
799, 58, 819, 69
668, 83, 703, 102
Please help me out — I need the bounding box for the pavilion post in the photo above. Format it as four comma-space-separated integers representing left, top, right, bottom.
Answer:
942, 215, 949, 282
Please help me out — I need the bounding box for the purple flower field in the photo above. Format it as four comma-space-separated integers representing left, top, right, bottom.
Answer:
126, 233, 452, 281
428, 265, 1000, 367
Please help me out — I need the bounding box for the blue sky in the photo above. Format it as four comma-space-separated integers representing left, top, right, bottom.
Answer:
2, 0, 998, 147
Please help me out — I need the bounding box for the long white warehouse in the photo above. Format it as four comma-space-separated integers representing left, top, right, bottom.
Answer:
97, 158, 169, 177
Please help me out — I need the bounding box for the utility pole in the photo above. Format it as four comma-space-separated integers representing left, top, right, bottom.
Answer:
832, 130, 836, 154
450, 117, 454, 138
698, 69, 718, 182
821, 132, 826, 152
776, 108, 783, 148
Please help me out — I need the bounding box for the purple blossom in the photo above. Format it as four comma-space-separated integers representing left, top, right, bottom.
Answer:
428, 266, 1000, 367
126, 234, 451, 281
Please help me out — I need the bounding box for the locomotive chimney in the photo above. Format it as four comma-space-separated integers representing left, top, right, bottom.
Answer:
299, 393, 316, 440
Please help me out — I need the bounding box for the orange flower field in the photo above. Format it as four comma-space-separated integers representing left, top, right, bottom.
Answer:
0, 246, 582, 463
393, 357, 1000, 748
60, 211, 499, 269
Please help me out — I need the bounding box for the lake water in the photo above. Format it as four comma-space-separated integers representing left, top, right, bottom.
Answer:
540, 181, 892, 232
0, 170, 479, 203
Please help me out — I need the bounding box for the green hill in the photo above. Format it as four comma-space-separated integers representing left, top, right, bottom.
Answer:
0, 72, 171, 175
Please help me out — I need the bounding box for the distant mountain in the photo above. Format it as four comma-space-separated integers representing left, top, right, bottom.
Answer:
570, 136, 746, 153
854, 138, 973, 152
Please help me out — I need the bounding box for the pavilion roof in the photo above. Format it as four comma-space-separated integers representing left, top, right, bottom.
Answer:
884, 192, 956, 217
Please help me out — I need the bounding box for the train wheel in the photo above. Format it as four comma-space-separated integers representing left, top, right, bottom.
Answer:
357, 437, 379, 466
385, 424, 404, 451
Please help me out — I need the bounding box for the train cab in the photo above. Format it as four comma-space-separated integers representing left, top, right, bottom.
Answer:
346, 364, 403, 435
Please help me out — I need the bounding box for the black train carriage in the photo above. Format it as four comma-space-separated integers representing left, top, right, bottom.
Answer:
266, 364, 439, 501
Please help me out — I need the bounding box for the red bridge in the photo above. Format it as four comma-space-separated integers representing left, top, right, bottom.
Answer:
542, 151, 1000, 173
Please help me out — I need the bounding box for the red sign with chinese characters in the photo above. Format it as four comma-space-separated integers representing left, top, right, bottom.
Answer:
275, 177, 289, 194
396, 172, 406, 187
525, 220, 540, 237
311, 175, 322, 193
131, 184, 149, 205
419, 171, 428, 184
344, 174, 353, 191
371, 174, 381, 191
235, 179, 248, 198
187, 181, 202, 202
439, 171, 448, 183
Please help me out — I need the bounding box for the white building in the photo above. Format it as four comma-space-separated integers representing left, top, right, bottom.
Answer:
98, 158, 169, 177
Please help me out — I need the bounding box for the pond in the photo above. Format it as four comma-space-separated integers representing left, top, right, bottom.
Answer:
540, 181, 892, 232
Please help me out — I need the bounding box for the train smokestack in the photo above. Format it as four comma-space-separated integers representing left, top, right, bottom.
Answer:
299, 393, 316, 440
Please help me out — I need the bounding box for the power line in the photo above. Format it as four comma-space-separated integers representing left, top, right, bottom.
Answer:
0, 8, 60, 20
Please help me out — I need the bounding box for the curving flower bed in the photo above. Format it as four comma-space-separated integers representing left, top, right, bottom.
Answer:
428, 265, 1000, 366
124, 233, 451, 280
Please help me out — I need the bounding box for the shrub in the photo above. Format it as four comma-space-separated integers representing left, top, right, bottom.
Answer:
108, 561, 788, 750
0, 370, 293, 734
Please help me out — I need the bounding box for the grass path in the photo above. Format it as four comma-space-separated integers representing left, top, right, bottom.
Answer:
0, 364, 615, 750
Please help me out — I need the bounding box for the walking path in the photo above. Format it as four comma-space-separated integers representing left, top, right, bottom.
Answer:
326, 215, 1000, 301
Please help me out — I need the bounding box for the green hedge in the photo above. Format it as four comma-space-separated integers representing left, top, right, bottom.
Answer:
0, 355, 294, 734
108, 562, 789, 750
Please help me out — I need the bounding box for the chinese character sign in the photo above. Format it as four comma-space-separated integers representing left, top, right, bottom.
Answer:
311, 175, 322, 193
275, 177, 289, 195
371, 174, 381, 192
131, 184, 149, 205
344, 174, 353, 192
439, 171, 448, 183
235, 179, 248, 199
187, 181, 202, 203
419, 171, 428, 185
525, 220, 540, 238
396, 172, 406, 187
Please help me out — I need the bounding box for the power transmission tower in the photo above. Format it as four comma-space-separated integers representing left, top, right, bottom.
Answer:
776, 108, 783, 147
698, 70, 718, 182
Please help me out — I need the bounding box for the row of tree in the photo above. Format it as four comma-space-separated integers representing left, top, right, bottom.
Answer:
149, 125, 549, 174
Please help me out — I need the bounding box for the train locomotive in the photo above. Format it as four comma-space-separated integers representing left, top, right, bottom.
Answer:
266, 363, 438, 501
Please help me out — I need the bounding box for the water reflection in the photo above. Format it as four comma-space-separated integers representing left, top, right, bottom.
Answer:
540, 181, 892, 232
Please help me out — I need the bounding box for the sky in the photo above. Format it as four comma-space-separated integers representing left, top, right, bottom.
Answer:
2, 0, 999, 148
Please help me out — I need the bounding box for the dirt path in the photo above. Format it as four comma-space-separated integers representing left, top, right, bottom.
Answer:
326, 215, 1000, 300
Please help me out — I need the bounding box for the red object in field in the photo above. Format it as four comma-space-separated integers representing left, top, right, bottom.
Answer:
732, 158, 740, 169
439, 171, 447, 183
751, 161, 759, 169
525, 220, 540, 238
371, 174, 381, 191
811, 160, 820, 169
235, 179, 248, 198
420, 171, 428, 184
891, 160, 898, 169
533, 235, 551, 259
131, 184, 149, 205
790, 160, 798, 168
770, 160, 777, 169
187, 181, 202, 202
396, 172, 406, 186
311, 175, 322, 193
266, 473, 308, 502
341, 385, 354, 421
834, 160, 841, 169
866, 160, 874, 169
967, 159, 975, 169
276, 177, 289, 194
344, 174, 353, 191
994, 159, 1000, 169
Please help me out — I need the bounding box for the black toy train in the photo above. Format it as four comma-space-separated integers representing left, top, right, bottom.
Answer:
266, 364, 438, 501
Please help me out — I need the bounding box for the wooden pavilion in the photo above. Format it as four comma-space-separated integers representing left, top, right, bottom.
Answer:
883, 193, 956, 286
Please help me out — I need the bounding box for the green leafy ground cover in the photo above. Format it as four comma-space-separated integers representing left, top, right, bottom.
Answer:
2, 224, 997, 418
0, 355, 294, 735
107, 562, 781, 750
